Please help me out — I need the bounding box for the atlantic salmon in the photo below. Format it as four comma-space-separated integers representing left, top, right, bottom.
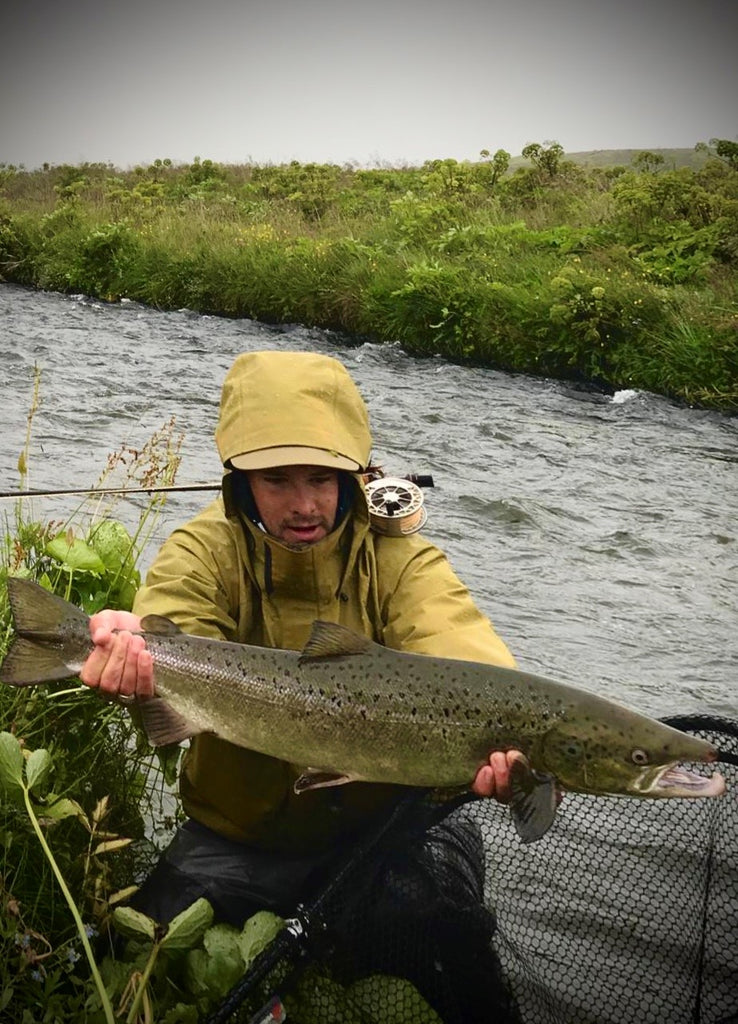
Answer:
0, 578, 725, 842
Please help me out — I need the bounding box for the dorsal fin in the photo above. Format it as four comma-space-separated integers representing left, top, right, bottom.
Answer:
299, 621, 373, 662
139, 614, 183, 636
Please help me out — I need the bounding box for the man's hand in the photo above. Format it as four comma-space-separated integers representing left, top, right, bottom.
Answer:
472, 750, 564, 807
471, 750, 526, 803
79, 610, 154, 702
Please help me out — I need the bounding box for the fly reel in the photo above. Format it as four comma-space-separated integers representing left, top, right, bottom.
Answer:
364, 476, 427, 536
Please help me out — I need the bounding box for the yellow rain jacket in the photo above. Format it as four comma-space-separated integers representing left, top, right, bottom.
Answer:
134, 351, 516, 853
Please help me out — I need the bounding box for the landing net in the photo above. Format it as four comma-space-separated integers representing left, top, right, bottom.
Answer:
209, 715, 738, 1024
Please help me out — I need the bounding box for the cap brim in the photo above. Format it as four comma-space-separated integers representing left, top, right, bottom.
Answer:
230, 446, 362, 471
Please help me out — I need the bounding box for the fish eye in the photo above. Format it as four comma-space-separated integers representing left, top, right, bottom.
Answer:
631, 748, 650, 765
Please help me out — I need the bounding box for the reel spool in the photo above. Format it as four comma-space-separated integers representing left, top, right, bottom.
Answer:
364, 477, 427, 536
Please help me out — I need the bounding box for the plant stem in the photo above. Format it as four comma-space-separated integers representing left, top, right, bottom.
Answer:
22, 784, 116, 1024
126, 943, 161, 1024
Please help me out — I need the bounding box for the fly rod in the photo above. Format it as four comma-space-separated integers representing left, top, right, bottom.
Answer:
0, 483, 223, 499
0, 474, 434, 501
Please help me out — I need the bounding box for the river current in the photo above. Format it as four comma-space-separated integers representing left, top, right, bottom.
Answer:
1, 282, 736, 720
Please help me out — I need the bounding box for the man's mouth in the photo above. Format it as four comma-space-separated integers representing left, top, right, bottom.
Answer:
283, 522, 325, 542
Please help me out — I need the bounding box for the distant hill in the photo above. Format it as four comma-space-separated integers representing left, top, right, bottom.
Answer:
508, 148, 710, 170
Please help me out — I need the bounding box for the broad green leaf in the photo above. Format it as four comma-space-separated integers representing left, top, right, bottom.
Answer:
161, 1004, 199, 1024
285, 967, 360, 1024
0, 733, 24, 790
237, 911, 284, 967
88, 520, 136, 573
184, 948, 209, 998
348, 974, 444, 1023
24, 748, 51, 791
199, 946, 243, 1000
41, 796, 87, 823
112, 906, 157, 942
46, 534, 106, 573
203, 923, 241, 962
161, 897, 214, 950
115, 577, 140, 612
184, 928, 243, 1001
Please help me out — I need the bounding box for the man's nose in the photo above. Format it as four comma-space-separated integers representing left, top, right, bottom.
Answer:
290, 484, 317, 514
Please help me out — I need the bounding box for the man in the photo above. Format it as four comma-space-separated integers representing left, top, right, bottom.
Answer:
81, 350, 521, 1020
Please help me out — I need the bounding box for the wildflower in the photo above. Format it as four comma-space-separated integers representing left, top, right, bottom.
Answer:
591, 286, 605, 300
551, 276, 573, 291
84, 923, 98, 939
67, 946, 82, 965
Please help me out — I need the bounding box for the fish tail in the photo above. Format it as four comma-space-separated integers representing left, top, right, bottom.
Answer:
1, 578, 91, 685
1, 636, 82, 685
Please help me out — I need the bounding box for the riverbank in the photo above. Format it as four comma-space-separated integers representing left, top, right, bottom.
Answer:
1, 145, 736, 411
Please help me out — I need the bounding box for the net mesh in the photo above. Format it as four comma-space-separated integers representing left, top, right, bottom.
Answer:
209, 715, 738, 1024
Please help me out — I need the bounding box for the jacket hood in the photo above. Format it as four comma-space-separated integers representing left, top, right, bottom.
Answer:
215, 351, 373, 471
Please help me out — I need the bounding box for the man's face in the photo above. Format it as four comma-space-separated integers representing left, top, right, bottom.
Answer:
247, 465, 340, 548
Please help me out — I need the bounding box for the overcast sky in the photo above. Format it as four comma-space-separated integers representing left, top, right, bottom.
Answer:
2, 0, 735, 170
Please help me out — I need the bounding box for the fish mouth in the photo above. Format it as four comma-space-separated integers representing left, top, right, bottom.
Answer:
642, 763, 726, 798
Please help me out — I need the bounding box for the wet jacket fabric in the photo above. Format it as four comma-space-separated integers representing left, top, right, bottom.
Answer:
133, 351, 516, 854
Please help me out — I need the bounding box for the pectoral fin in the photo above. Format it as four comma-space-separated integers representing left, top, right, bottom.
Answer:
137, 698, 202, 747
294, 768, 358, 794
508, 757, 559, 844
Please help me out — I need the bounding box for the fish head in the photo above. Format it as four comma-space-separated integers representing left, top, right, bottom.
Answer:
539, 710, 726, 799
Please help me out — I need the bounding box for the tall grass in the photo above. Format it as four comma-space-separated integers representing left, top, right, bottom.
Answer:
0, 377, 184, 1020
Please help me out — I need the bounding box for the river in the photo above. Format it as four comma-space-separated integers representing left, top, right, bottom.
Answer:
1, 282, 736, 719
